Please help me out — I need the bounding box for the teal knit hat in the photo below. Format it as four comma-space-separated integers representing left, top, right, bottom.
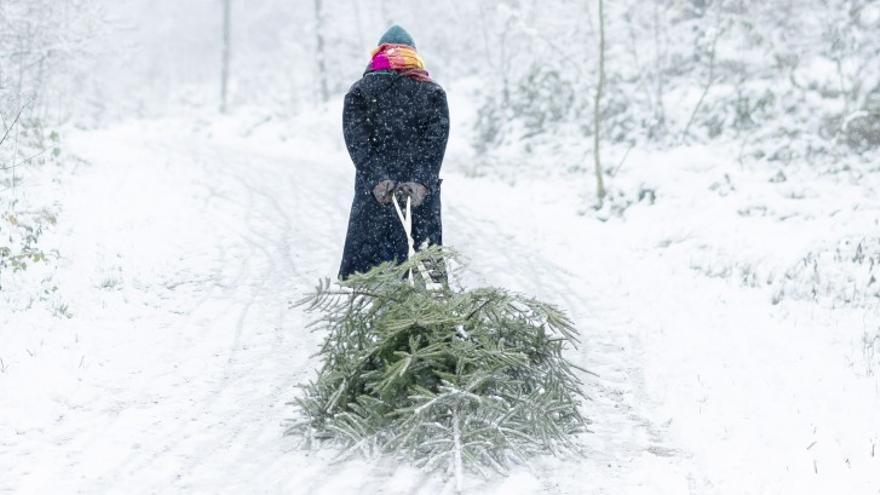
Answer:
378, 25, 415, 48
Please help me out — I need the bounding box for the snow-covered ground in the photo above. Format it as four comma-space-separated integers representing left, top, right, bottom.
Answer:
2, 88, 879, 494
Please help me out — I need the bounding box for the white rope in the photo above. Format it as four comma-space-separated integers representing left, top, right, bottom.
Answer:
392, 193, 416, 285
392, 193, 441, 289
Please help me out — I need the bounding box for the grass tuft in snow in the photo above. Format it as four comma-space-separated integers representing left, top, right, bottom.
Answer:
773, 236, 880, 308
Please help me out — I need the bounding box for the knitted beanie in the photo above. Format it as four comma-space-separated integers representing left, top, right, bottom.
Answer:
378, 25, 416, 48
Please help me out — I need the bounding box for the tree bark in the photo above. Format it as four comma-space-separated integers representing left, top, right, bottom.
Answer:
351, 0, 365, 49
314, 0, 329, 103
593, 0, 607, 208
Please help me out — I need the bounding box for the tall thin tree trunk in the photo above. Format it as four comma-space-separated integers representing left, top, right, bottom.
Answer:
351, 0, 365, 49
314, 0, 329, 103
220, 0, 231, 113
653, 1, 666, 129
593, 0, 607, 208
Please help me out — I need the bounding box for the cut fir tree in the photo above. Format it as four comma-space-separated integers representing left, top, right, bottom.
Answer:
286, 246, 588, 491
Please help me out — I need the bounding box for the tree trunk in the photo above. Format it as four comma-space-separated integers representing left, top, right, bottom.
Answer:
351, 0, 365, 49
593, 0, 607, 208
653, 1, 667, 130
314, 0, 329, 104
220, 0, 231, 113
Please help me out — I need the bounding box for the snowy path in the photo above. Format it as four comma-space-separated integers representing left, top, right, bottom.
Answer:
2, 116, 878, 494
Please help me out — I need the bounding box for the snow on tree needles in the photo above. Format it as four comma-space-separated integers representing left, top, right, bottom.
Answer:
286, 246, 588, 482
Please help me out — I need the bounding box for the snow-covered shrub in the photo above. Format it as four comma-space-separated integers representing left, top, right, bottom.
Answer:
841, 85, 880, 153
473, 65, 579, 154
1, 118, 64, 304
842, 109, 880, 153
862, 329, 880, 377
0, 205, 57, 291
472, 96, 506, 156
0, 0, 96, 304
773, 237, 880, 307
287, 247, 587, 487
509, 66, 577, 139
469, 0, 880, 162
0, 1, 105, 121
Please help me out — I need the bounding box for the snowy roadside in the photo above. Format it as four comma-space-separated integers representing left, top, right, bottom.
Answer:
448, 105, 880, 492
1, 93, 879, 494
450, 166, 880, 493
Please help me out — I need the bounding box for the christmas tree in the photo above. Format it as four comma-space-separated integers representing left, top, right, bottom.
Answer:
287, 246, 587, 491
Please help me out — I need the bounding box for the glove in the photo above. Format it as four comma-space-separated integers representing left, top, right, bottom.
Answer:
372, 179, 396, 204
394, 182, 429, 207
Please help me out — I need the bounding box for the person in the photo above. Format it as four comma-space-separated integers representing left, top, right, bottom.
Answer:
338, 25, 450, 280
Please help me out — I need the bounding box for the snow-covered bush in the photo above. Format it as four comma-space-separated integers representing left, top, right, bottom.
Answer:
469, 0, 880, 162
473, 65, 580, 154
862, 329, 880, 377
287, 247, 587, 488
509, 66, 578, 140
842, 85, 880, 153
0, 0, 100, 302
0, 205, 57, 291
1, 117, 64, 306
0, 0, 105, 121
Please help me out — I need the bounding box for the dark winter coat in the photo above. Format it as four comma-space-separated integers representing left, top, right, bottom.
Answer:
338, 72, 450, 279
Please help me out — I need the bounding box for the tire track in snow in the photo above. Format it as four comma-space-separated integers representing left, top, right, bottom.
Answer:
68, 131, 341, 494
445, 201, 708, 493
127, 138, 345, 493
74, 139, 269, 492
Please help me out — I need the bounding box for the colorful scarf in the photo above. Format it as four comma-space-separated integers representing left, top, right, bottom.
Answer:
366, 43, 432, 82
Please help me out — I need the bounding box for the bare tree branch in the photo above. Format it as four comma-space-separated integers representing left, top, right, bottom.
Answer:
0, 107, 25, 148
680, 28, 721, 142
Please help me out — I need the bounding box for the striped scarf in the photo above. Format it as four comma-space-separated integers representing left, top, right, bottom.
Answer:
366, 43, 432, 82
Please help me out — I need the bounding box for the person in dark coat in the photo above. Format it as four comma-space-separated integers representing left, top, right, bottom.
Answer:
338, 25, 450, 279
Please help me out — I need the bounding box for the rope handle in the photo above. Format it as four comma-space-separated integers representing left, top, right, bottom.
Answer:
392, 193, 440, 289
392, 193, 416, 285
